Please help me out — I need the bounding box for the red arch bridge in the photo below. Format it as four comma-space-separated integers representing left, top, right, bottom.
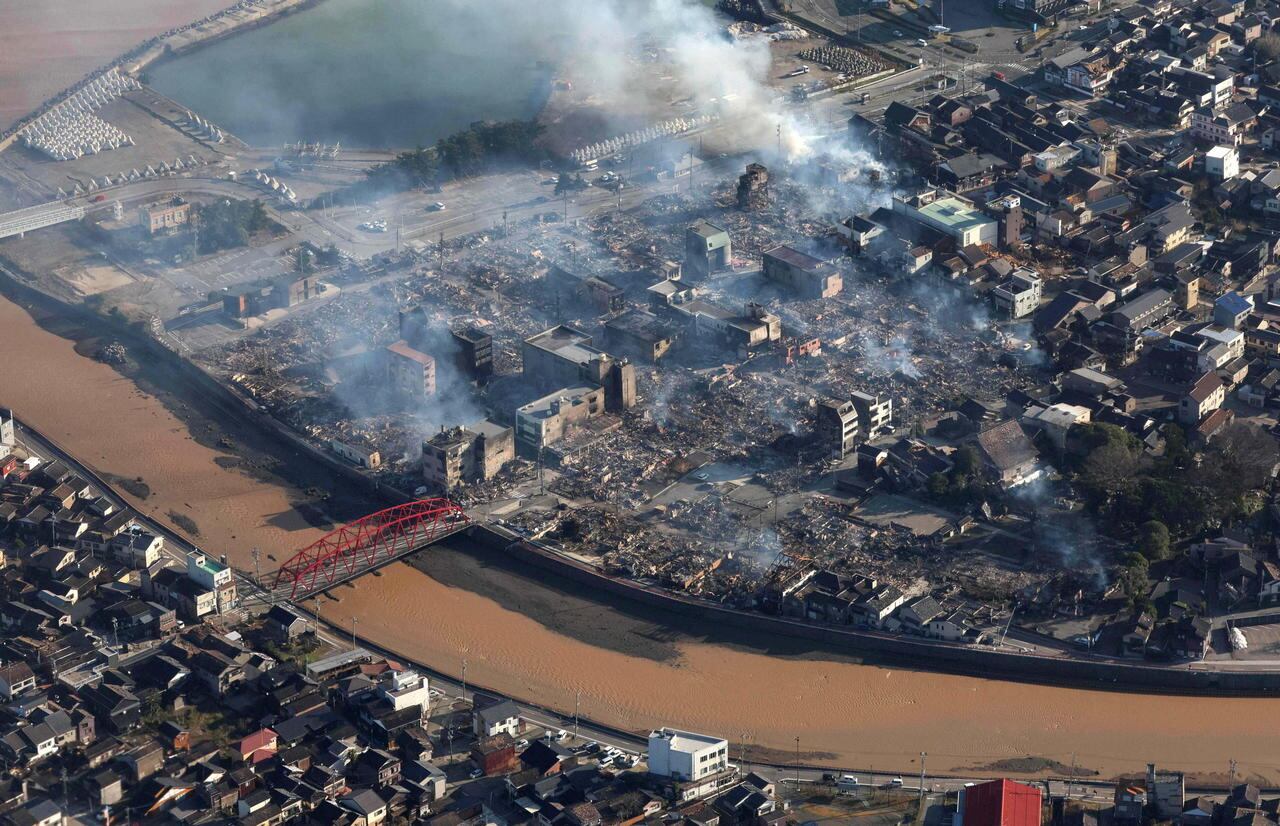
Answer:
271, 498, 469, 600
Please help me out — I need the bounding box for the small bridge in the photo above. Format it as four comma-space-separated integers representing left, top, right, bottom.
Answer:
272, 498, 469, 600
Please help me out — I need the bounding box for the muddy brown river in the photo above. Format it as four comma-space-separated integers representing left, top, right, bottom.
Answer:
2, 291, 1279, 782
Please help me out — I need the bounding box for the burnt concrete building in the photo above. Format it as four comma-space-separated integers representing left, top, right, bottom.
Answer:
220, 274, 321, 319
815, 399, 859, 457
762, 246, 843, 300
515, 384, 607, 456
685, 220, 732, 281
604, 309, 677, 364
522, 325, 636, 411
451, 326, 494, 381
851, 391, 893, 438
670, 299, 782, 352
273, 274, 321, 308
422, 421, 514, 490
547, 264, 625, 315
385, 340, 436, 401
737, 163, 770, 210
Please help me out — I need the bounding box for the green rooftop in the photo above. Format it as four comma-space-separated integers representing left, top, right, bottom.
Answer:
918, 197, 990, 231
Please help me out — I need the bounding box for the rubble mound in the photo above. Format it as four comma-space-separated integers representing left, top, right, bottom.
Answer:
95, 341, 127, 364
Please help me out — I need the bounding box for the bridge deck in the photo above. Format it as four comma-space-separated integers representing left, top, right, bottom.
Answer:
0, 201, 85, 239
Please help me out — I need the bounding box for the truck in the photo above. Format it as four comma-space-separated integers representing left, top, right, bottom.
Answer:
837, 775, 860, 795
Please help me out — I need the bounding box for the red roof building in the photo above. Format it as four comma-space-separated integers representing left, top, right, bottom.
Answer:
239, 728, 278, 764
961, 779, 1043, 826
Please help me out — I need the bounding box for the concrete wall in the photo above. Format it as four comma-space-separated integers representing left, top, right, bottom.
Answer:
469, 525, 1280, 696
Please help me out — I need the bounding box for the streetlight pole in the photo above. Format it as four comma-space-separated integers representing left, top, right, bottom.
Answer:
461, 657, 468, 700
574, 689, 581, 742
794, 736, 801, 788
350, 617, 358, 651
918, 752, 927, 806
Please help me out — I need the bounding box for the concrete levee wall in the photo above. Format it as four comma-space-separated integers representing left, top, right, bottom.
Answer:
469, 524, 1280, 696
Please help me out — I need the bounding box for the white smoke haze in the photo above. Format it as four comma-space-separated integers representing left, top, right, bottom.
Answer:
430, 0, 822, 159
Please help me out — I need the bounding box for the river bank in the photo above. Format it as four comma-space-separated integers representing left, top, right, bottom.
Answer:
4, 283, 1280, 782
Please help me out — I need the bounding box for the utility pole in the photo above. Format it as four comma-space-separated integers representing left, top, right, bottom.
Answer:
794, 736, 801, 788
918, 752, 927, 806
438, 231, 444, 272
111, 617, 120, 649
350, 616, 358, 650
574, 689, 581, 742
1069, 753, 1077, 799
251, 546, 262, 592
776, 123, 782, 160
461, 657, 469, 700
563, 190, 569, 223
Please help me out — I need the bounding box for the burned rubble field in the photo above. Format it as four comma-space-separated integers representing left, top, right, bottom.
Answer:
205, 171, 1051, 606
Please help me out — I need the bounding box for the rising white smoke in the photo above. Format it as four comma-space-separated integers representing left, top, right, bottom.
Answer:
431, 0, 820, 159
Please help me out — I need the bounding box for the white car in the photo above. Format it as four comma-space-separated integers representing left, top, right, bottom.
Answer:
429, 202, 446, 211
516, 739, 529, 749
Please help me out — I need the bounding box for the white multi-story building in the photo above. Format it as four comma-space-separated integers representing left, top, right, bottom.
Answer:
112, 524, 164, 568
380, 669, 430, 712
991, 268, 1043, 319
1205, 145, 1239, 181
186, 552, 237, 613
647, 728, 728, 783
0, 407, 13, 450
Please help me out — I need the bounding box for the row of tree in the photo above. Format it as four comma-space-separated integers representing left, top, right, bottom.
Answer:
350, 119, 548, 203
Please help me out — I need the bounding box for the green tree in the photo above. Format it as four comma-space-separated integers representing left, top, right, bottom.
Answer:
1161, 423, 1190, 467
1116, 551, 1150, 604
1137, 520, 1170, 561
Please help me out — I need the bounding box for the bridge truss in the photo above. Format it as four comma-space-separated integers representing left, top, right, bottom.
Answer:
272, 498, 468, 600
